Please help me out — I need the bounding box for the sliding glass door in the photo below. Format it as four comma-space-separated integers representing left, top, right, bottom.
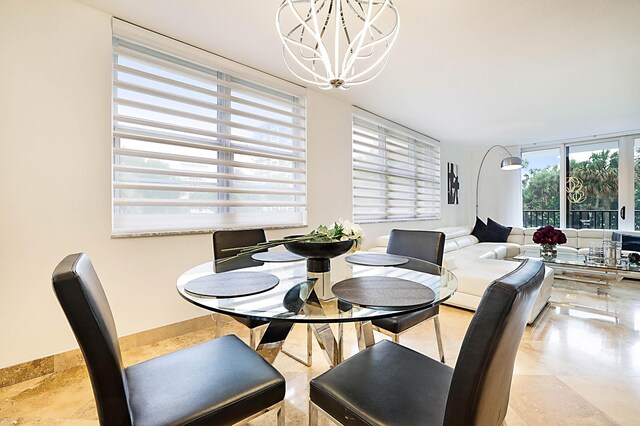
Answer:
566, 141, 619, 229
522, 148, 561, 227
634, 137, 640, 229
522, 134, 640, 230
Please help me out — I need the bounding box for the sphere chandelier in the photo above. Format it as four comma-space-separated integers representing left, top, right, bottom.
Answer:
276, 0, 400, 89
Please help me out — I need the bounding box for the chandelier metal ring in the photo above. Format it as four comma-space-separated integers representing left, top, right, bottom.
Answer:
276, 0, 400, 89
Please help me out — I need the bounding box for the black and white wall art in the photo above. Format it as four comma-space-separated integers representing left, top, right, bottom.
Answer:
447, 162, 460, 205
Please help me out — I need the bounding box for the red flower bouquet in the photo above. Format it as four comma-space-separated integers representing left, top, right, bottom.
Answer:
532, 226, 567, 245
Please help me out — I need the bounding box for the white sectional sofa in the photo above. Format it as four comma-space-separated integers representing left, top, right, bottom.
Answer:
370, 226, 554, 324
509, 227, 640, 256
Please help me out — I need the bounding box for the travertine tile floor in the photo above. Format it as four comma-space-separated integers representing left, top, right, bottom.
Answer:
1, 281, 639, 425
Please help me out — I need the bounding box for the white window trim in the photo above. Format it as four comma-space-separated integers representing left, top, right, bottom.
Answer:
352, 107, 441, 223
111, 19, 307, 236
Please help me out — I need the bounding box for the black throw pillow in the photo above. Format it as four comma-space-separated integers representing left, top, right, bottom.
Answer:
471, 217, 488, 241
483, 218, 513, 243
612, 232, 640, 251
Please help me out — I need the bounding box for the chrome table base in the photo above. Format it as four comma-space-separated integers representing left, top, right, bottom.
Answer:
255, 271, 376, 367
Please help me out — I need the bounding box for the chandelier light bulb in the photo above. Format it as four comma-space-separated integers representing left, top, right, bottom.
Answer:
276, 0, 400, 89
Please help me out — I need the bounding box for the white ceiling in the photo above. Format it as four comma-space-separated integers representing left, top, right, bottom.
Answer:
76, 0, 640, 146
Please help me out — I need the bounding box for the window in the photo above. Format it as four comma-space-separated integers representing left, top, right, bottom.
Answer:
522, 148, 560, 227
112, 20, 306, 235
521, 134, 640, 230
352, 109, 440, 222
566, 141, 619, 229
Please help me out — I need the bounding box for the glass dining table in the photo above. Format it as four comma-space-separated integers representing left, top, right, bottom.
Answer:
177, 252, 457, 367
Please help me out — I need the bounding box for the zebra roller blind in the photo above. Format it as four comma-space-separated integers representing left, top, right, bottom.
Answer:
352, 108, 441, 222
112, 20, 307, 235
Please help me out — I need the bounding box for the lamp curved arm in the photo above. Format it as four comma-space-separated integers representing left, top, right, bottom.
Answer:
475, 145, 518, 217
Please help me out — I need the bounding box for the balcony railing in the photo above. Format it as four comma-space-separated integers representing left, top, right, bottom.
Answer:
523, 210, 561, 228
522, 210, 631, 229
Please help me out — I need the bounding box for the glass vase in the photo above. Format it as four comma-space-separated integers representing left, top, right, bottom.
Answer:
540, 243, 557, 260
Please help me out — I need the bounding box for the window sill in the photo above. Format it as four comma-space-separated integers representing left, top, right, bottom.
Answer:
356, 217, 441, 224
111, 224, 306, 239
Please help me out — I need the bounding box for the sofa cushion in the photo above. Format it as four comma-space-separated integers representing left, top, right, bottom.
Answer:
484, 218, 512, 242
368, 247, 387, 254
435, 226, 473, 239
577, 229, 613, 240
445, 264, 554, 325
452, 259, 521, 297
375, 235, 390, 247
444, 240, 458, 253
477, 242, 521, 258
450, 245, 498, 260
507, 227, 525, 245
471, 217, 488, 241
567, 229, 613, 248
454, 235, 477, 249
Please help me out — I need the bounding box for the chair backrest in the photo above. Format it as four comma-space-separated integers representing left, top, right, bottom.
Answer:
52, 253, 131, 425
386, 229, 446, 266
444, 259, 545, 426
212, 229, 267, 273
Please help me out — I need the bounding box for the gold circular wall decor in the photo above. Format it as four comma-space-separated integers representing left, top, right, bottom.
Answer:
566, 176, 586, 203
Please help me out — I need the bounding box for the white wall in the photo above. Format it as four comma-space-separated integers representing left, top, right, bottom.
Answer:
474, 144, 523, 226
0, 0, 471, 368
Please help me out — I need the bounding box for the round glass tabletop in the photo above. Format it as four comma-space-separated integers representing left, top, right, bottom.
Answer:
177, 254, 457, 323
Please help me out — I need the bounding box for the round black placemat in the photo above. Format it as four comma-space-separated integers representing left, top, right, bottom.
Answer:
345, 253, 409, 267
251, 251, 305, 263
184, 271, 279, 298
332, 276, 435, 310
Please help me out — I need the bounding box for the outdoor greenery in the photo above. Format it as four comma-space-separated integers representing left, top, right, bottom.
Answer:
522, 150, 623, 211
522, 163, 560, 211
522, 149, 640, 229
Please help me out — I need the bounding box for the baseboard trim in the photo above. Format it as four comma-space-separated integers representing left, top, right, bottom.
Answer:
0, 314, 215, 389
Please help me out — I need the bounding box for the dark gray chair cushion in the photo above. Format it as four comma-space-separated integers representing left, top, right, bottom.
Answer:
310, 259, 545, 426
53, 253, 285, 426
310, 340, 453, 426
213, 229, 267, 273
385, 229, 445, 266
444, 259, 544, 425
371, 305, 439, 334
126, 335, 284, 426
212, 229, 270, 330
372, 229, 445, 334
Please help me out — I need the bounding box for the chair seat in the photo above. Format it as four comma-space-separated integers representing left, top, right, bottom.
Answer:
371, 305, 439, 334
126, 335, 285, 426
310, 340, 453, 426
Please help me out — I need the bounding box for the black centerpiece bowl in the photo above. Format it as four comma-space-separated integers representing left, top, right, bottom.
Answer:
284, 236, 354, 273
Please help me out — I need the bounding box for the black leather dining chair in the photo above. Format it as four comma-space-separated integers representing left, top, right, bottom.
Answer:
52, 253, 285, 426
213, 229, 313, 366
371, 229, 447, 362
309, 259, 545, 426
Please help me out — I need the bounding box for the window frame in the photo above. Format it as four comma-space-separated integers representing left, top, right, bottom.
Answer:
520, 132, 640, 230
111, 19, 307, 237
352, 108, 441, 223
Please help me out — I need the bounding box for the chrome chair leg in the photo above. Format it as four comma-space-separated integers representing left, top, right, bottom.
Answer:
308, 400, 318, 426
250, 328, 258, 350
277, 401, 286, 426
232, 401, 285, 426
281, 323, 313, 367
434, 316, 446, 363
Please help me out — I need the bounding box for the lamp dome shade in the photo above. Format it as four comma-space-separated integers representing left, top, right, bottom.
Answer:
500, 156, 523, 170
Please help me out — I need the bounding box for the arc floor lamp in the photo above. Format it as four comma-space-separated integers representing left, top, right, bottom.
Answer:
475, 145, 524, 216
